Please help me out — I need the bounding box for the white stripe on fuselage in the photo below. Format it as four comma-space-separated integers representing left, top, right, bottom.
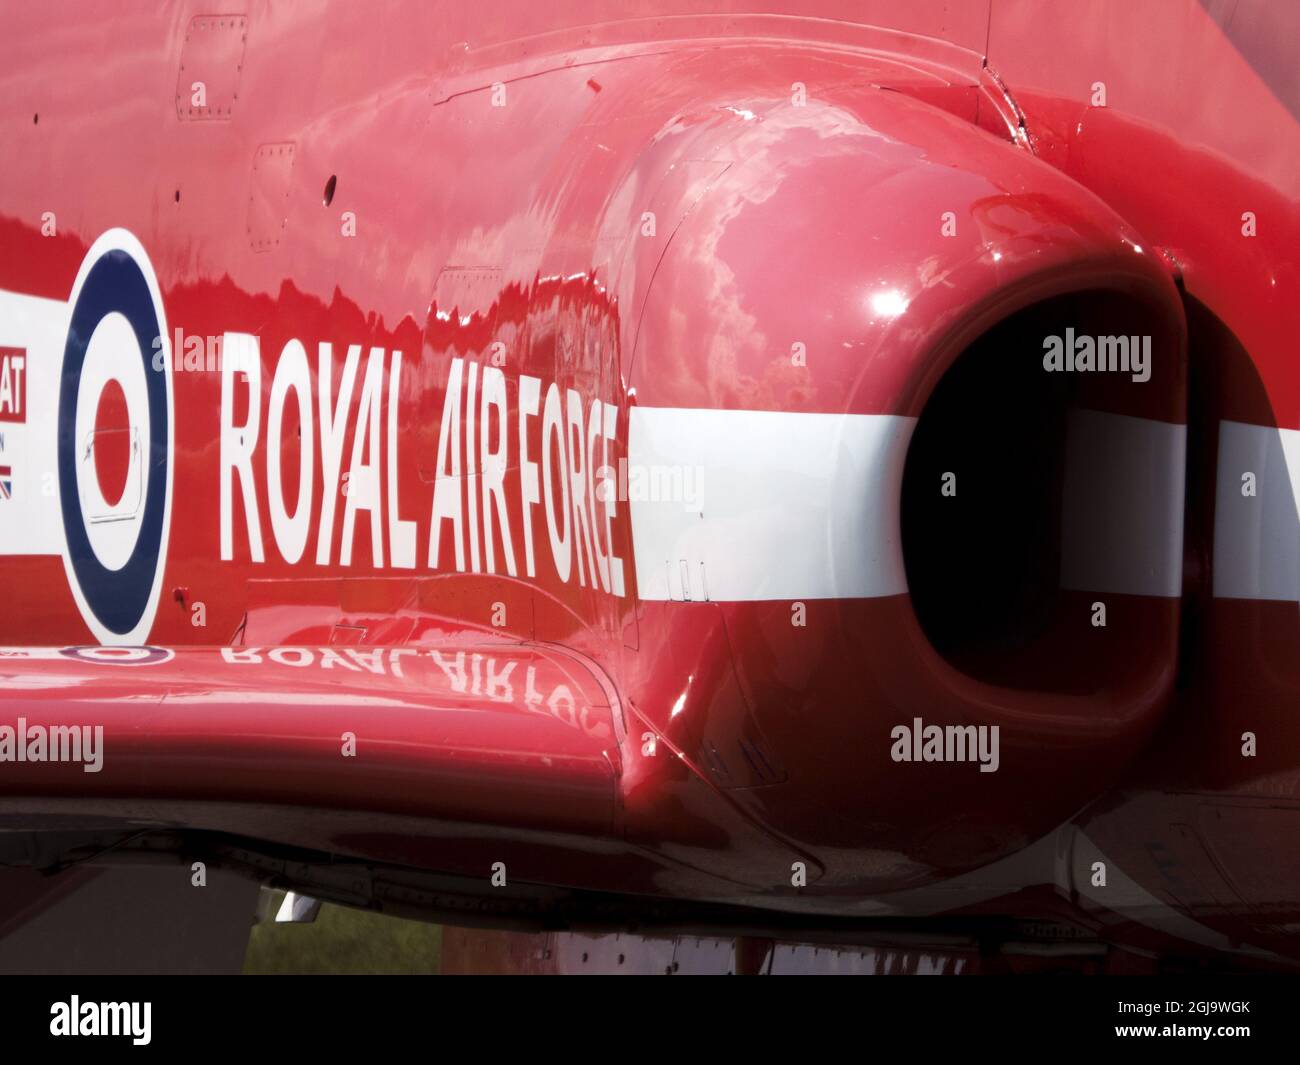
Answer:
1213, 420, 1300, 602
0, 290, 67, 557
631, 405, 1296, 605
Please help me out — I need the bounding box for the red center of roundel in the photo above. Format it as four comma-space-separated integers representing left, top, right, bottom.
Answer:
93, 378, 131, 507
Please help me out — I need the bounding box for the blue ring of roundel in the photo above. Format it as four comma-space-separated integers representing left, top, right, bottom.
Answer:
57, 249, 169, 637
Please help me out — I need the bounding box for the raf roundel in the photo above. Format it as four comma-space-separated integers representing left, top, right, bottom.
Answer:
57, 230, 174, 645
58, 645, 175, 667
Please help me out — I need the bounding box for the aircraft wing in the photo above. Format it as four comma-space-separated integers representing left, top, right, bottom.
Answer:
0, 644, 622, 839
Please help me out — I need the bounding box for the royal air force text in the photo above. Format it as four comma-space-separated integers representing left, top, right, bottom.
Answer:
219, 335, 626, 596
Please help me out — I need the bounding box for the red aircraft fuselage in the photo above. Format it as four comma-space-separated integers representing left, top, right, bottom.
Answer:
0, 1, 1297, 970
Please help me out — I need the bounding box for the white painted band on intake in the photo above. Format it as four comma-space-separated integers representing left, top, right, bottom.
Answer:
628, 406, 915, 602
1213, 419, 1300, 603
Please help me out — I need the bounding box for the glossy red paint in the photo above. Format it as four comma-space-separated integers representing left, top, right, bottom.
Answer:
0, 645, 619, 835
0, 2, 1295, 970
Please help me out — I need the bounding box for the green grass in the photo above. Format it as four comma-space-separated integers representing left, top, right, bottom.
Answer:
242, 892, 441, 974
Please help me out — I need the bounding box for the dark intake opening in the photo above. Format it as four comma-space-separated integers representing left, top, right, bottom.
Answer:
900, 290, 1180, 694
